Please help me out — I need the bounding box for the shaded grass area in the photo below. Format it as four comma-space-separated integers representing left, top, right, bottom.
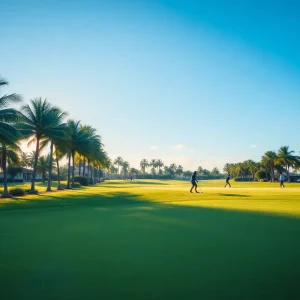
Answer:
1, 180, 300, 299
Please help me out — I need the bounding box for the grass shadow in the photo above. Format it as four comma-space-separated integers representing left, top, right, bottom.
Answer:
217, 193, 250, 197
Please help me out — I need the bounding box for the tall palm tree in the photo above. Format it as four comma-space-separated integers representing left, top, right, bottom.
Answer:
114, 156, 123, 179
81, 125, 102, 185
261, 151, 277, 182
66, 120, 89, 188
140, 159, 148, 179
156, 159, 164, 176
40, 109, 67, 191
0, 77, 22, 144
54, 145, 67, 190
276, 146, 299, 182
121, 161, 130, 179
150, 159, 157, 178
0, 140, 20, 197
17, 98, 66, 193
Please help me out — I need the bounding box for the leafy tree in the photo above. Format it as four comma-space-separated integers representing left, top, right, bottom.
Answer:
211, 167, 220, 176
197, 166, 203, 175
176, 165, 184, 178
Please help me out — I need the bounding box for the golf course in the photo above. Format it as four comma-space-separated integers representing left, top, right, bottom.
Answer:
1, 179, 300, 299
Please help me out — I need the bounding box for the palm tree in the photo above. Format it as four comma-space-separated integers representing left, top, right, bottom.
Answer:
65, 120, 89, 188
0, 140, 20, 197
150, 159, 157, 178
37, 155, 51, 182
0, 77, 22, 144
121, 161, 130, 179
156, 159, 164, 176
276, 146, 299, 182
17, 98, 66, 193
54, 145, 67, 190
114, 156, 123, 179
140, 159, 148, 178
19, 151, 30, 168
40, 109, 67, 191
261, 151, 277, 182
81, 125, 102, 185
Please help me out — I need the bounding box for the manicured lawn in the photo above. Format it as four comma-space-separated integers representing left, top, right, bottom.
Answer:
1, 180, 300, 299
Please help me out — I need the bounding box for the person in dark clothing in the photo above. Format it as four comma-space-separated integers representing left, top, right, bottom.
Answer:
224, 173, 231, 188
190, 171, 199, 193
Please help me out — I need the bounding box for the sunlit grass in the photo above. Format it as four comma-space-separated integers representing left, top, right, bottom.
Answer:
1, 179, 300, 217
1, 179, 300, 299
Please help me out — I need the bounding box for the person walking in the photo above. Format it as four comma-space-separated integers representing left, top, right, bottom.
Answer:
279, 173, 285, 188
224, 173, 231, 188
190, 171, 199, 193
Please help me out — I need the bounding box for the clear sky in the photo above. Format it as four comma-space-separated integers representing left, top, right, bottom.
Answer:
1, 0, 300, 171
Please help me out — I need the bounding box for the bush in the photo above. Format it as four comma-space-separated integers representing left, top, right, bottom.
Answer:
255, 170, 267, 181
74, 176, 88, 186
9, 187, 26, 196
233, 177, 253, 182
58, 184, 67, 190
259, 179, 267, 182
0, 189, 3, 195
71, 182, 81, 188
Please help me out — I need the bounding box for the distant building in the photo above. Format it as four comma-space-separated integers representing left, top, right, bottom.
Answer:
0, 168, 42, 182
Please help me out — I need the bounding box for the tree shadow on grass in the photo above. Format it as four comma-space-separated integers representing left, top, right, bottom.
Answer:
0, 189, 300, 300
217, 193, 250, 197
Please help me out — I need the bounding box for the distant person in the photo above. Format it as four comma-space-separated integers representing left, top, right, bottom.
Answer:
224, 173, 231, 188
130, 175, 133, 182
279, 173, 285, 188
190, 171, 199, 193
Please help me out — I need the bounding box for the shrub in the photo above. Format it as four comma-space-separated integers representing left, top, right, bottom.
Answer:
0, 189, 3, 195
71, 182, 81, 188
9, 187, 26, 196
74, 176, 88, 186
255, 170, 267, 180
259, 179, 267, 182
58, 184, 67, 190
233, 177, 253, 182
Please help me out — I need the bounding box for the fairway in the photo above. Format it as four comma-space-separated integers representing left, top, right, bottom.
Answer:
1, 180, 300, 299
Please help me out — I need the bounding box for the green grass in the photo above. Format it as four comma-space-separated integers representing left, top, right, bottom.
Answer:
1, 180, 300, 299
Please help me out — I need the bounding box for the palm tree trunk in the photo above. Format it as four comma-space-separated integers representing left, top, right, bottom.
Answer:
87, 160, 90, 184
287, 165, 290, 182
30, 138, 40, 193
67, 154, 71, 189
79, 160, 81, 176
56, 155, 62, 190
83, 158, 86, 177
71, 151, 75, 187
46, 141, 54, 191
1, 149, 9, 198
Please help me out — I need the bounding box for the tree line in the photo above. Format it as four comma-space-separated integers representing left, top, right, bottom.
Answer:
0, 76, 110, 198
223, 146, 300, 182
108, 157, 222, 180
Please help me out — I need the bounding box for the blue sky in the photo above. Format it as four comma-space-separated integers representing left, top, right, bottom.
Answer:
1, 0, 300, 171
